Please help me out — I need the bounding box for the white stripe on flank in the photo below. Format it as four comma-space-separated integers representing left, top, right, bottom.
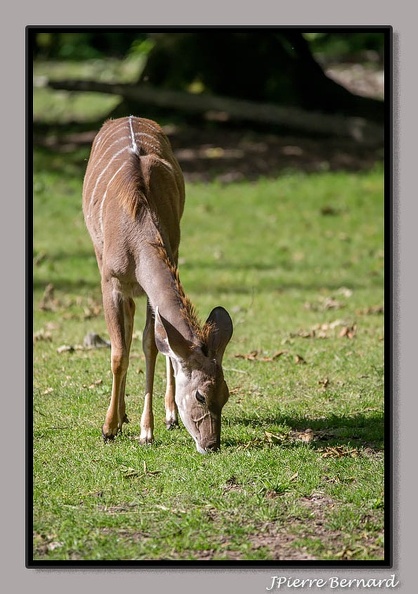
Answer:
137, 118, 161, 135
88, 145, 131, 213
133, 132, 159, 153
93, 119, 130, 152
99, 161, 128, 233
84, 136, 126, 191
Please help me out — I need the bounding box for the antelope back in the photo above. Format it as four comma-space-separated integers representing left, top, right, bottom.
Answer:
82, 116, 185, 265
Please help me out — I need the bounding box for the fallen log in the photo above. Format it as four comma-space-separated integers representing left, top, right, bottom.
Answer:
47, 79, 383, 145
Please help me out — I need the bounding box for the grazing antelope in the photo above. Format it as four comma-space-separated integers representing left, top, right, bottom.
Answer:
82, 116, 233, 453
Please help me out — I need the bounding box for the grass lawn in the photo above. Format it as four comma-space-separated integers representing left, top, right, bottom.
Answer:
31, 61, 387, 564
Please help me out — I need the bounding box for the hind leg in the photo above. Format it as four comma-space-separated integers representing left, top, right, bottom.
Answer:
101, 279, 132, 439
117, 297, 135, 426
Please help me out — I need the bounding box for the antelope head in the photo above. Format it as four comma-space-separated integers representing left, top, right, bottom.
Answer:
154, 306, 233, 453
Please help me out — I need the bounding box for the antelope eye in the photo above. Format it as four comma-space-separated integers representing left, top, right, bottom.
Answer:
195, 390, 206, 404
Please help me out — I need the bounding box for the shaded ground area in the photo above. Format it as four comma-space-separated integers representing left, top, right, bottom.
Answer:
34, 122, 383, 184
170, 127, 383, 182
171, 59, 385, 181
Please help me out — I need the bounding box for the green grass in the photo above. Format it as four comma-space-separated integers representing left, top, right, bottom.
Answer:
33, 57, 143, 123
32, 165, 385, 563
32, 65, 386, 563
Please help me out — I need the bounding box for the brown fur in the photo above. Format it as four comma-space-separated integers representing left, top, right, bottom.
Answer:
111, 151, 148, 220
150, 235, 214, 346
111, 150, 211, 346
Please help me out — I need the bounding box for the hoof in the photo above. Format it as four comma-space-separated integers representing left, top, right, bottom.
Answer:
102, 425, 120, 441
102, 431, 115, 442
123, 414, 130, 424
166, 420, 179, 431
139, 429, 154, 445
139, 437, 154, 446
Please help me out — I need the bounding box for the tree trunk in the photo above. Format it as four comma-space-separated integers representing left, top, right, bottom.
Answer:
47, 78, 383, 145
138, 31, 384, 123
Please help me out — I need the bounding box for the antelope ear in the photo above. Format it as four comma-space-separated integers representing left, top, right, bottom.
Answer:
205, 307, 233, 363
154, 307, 193, 361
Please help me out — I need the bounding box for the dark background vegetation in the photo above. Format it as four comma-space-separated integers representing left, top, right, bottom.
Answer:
31, 29, 386, 116
31, 28, 388, 182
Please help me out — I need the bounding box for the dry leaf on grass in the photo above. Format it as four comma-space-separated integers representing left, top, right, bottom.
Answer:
318, 377, 330, 389
234, 350, 259, 360
39, 283, 60, 311
83, 302, 102, 319
265, 429, 315, 444
264, 431, 289, 444
234, 350, 288, 362
120, 461, 162, 478
298, 429, 314, 443
293, 320, 357, 340
356, 305, 384, 315
304, 296, 345, 311
120, 467, 143, 479
47, 541, 64, 551
57, 345, 75, 354
33, 329, 53, 343
339, 324, 357, 339
319, 446, 359, 458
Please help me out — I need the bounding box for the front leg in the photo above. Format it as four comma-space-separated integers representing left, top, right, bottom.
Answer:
165, 356, 178, 429
140, 302, 157, 444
